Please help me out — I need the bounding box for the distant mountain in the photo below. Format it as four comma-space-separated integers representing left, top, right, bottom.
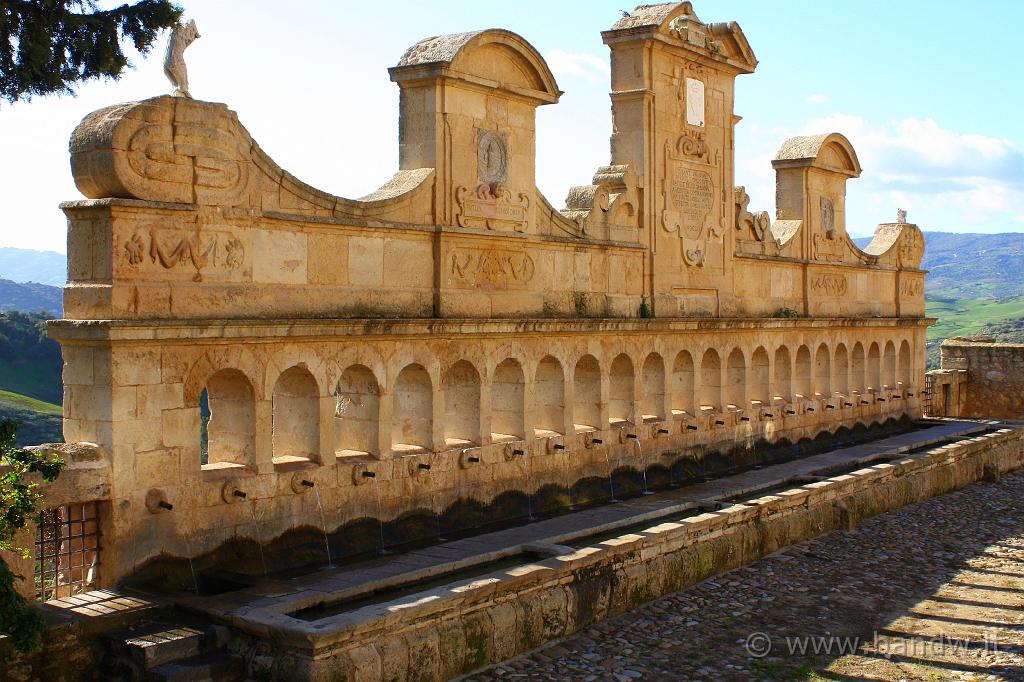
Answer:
0, 247, 66, 287
854, 231, 1024, 299
0, 278, 61, 316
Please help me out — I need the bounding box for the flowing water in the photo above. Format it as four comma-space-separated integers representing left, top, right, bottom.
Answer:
524, 453, 536, 522
634, 437, 653, 495
313, 487, 333, 568
248, 502, 268, 576
182, 536, 199, 593
371, 481, 388, 555
601, 446, 618, 502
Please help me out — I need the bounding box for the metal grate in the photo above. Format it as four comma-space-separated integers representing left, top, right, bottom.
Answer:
34, 502, 100, 602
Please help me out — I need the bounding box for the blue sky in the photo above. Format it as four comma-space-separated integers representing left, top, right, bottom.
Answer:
1, 0, 1021, 253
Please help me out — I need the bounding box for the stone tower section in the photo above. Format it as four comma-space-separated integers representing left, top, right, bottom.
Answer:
603, 2, 758, 316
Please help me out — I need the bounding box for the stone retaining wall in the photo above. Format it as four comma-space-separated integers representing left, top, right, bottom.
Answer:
231, 424, 1023, 681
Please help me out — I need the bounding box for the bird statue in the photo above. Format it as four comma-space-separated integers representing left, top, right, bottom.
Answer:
163, 19, 200, 98
621, 10, 631, 18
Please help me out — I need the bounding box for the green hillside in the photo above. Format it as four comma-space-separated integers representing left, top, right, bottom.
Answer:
0, 389, 62, 446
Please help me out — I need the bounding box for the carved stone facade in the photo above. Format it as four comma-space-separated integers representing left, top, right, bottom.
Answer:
11, 2, 929, 597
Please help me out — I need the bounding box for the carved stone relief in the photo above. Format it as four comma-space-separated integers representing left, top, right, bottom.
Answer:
123, 228, 246, 282
450, 247, 534, 286
662, 128, 718, 268
809, 273, 848, 297
734, 186, 769, 242
454, 183, 530, 232
476, 130, 508, 184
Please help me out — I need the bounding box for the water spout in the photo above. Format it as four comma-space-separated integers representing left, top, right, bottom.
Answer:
715, 419, 725, 425
740, 416, 750, 422
301, 479, 315, 488
686, 424, 698, 431
418, 462, 432, 470
657, 428, 669, 434
232, 489, 247, 499
361, 470, 376, 478
512, 449, 524, 457
468, 455, 481, 462
158, 500, 174, 511
553, 444, 565, 451
592, 438, 604, 445
806, 407, 815, 412
626, 433, 638, 440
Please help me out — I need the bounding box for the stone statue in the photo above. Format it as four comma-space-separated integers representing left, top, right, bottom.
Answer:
897, 208, 907, 224
163, 20, 200, 98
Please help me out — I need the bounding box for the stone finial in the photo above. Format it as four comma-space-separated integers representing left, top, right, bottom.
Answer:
897, 208, 907, 224
163, 19, 200, 98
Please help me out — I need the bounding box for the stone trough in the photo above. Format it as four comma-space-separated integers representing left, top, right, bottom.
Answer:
150, 419, 1019, 681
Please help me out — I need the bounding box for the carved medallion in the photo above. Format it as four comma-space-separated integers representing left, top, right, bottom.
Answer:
477, 130, 508, 184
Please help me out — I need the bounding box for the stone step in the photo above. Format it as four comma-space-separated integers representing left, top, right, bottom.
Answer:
145, 652, 244, 682
105, 620, 230, 671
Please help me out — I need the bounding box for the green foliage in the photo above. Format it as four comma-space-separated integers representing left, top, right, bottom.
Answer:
573, 292, 587, 316
0, 419, 63, 652
770, 307, 801, 318
0, 0, 183, 103
638, 297, 652, 319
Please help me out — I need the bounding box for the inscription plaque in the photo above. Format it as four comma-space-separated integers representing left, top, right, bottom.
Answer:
685, 77, 705, 127
671, 165, 713, 239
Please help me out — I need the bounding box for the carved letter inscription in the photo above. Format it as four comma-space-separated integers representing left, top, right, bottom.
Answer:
670, 166, 713, 240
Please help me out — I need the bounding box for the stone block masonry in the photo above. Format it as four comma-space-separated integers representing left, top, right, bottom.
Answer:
8, 1, 931, 600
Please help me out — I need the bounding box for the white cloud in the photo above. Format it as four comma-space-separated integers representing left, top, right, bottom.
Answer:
806, 94, 829, 104
737, 113, 1024, 232
545, 49, 610, 84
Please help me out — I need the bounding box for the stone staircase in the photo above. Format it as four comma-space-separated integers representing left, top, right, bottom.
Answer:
101, 618, 243, 682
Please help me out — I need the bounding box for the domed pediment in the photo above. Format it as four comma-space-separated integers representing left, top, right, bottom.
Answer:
391, 29, 560, 104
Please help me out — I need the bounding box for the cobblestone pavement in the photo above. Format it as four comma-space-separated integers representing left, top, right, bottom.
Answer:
466, 471, 1024, 682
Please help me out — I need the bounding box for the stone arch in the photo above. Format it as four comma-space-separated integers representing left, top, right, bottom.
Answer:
492, 358, 525, 441
833, 343, 850, 395
640, 353, 666, 422
725, 348, 746, 408
867, 342, 881, 391
392, 363, 433, 453
334, 364, 380, 457
444, 360, 481, 447
774, 346, 792, 402
883, 340, 897, 388
898, 340, 912, 387
609, 353, 635, 426
671, 350, 695, 416
573, 355, 601, 432
184, 346, 263, 407
534, 355, 565, 436
271, 365, 320, 464
201, 368, 256, 470
814, 343, 831, 397
698, 348, 721, 409
750, 347, 770, 405
795, 345, 812, 398
851, 342, 866, 393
